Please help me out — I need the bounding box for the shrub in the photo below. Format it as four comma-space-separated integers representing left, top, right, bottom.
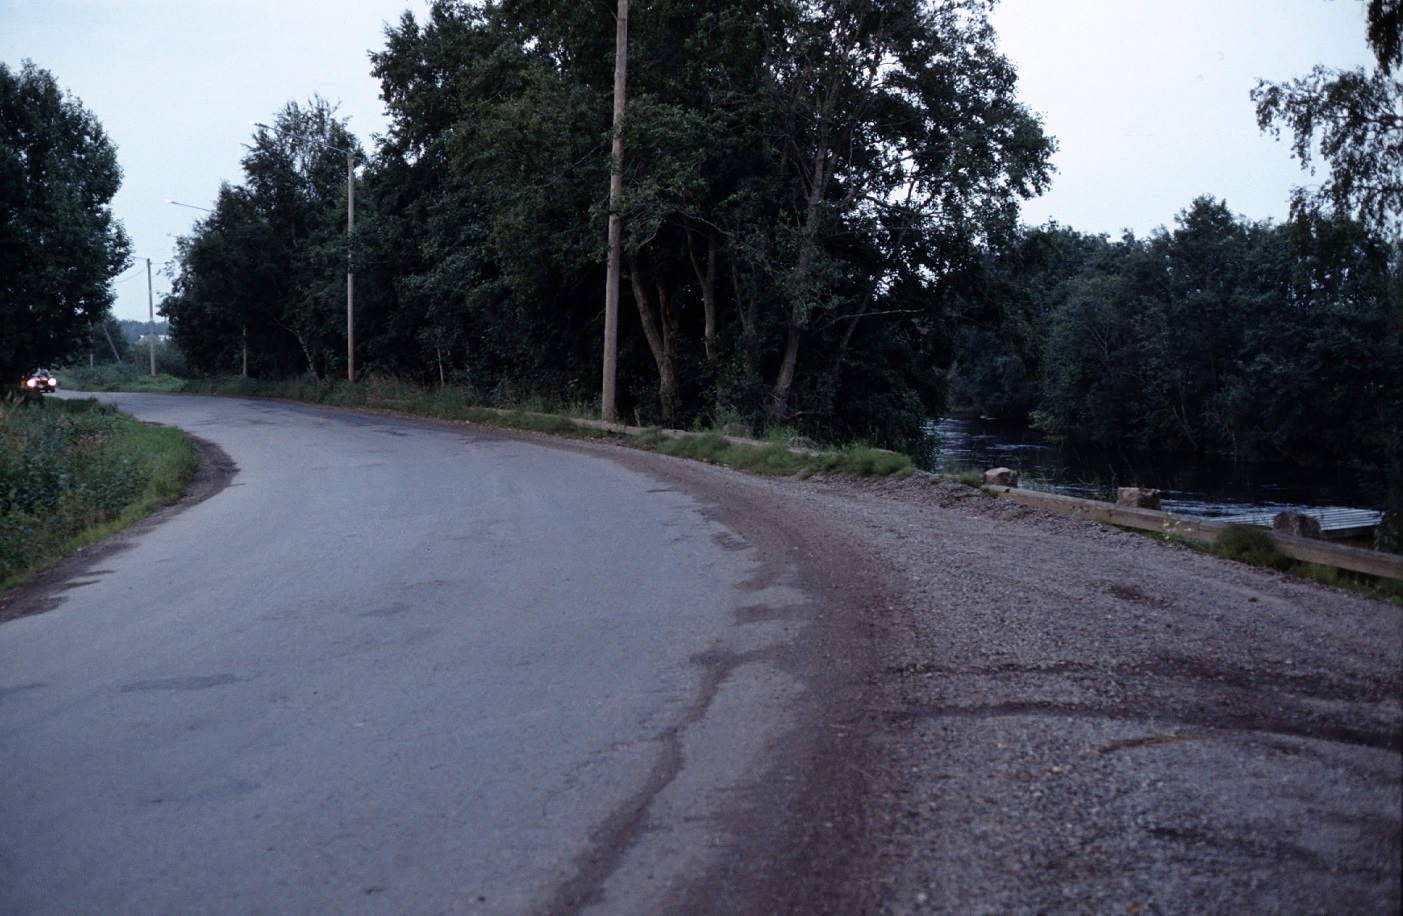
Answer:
1212, 524, 1292, 571
0, 399, 195, 588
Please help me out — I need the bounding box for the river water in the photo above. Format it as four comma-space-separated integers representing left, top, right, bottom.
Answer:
928, 418, 1387, 518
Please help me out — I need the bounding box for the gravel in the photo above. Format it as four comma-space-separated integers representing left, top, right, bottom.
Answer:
608, 453, 1402, 915
779, 470, 1397, 914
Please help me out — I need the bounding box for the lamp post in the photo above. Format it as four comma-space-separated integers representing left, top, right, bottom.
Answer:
251, 123, 357, 382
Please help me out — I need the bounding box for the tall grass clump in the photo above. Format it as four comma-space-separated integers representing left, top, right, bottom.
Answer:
60, 364, 185, 393
823, 443, 913, 476
1212, 524, 1292, 571
0, 398, 197, 589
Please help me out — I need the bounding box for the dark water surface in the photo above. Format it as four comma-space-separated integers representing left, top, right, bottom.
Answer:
929, 418, 1386, 518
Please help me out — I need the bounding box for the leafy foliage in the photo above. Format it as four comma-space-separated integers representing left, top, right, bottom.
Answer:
960, 200, 1400, 469
168, 0, 1051, 454
1254, 66, 1403, 238
0, 399, 190, 585
1252, 0, 1402, 547
163, 98, 362, 379
0, 62, 131, 387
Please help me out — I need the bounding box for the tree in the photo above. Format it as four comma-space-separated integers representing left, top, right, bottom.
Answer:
1253, 0, 1402, 237
1029, 201, 1397, 468
1254, 67, 1402, 237
359, 0, 1051, 444
742, 0, 1054, 425
367, 2, 610, 396
1368, 0, 1401, 75
1255, 0, 1402, 549
0, 61, 131, 387
164, 98, 363, 378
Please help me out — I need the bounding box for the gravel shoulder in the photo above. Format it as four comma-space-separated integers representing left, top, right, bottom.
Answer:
595, 445, 1402, 915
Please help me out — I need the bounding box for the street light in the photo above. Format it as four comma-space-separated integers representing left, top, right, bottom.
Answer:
164, 198, 212, 212
252, 122, 357, 382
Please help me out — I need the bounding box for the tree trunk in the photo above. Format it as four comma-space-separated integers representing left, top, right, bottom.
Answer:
687, 226, 720, 363
626, 252, 678, 421
293, 330, 320, 381
100, 321, 122, 363
766, 137, 831, 424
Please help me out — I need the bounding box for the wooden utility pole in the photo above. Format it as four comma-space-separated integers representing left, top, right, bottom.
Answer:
346, 147, 355, 382
146, 258, 156, 376
601, 0, 628, 423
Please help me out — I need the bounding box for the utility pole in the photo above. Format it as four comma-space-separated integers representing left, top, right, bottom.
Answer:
601, 0, 628, 423
146, 258, 156, 376
345, 146, 355, 383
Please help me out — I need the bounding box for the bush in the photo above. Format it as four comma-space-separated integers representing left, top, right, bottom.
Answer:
0, 398, 196, 588
1212, 524, 1292, 571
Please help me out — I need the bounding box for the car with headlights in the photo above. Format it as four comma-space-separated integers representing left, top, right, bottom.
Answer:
22, 369, 59, 394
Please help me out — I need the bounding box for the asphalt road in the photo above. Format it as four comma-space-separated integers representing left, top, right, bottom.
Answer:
0, 394, 864, 915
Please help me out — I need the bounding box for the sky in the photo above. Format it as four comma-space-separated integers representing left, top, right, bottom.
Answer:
0, 0, 1380, 323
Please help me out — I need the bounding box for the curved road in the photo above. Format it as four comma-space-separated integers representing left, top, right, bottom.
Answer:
0, 394, 870, 915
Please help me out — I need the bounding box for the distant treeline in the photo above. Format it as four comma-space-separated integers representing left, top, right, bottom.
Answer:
116, 319, 168, 344
951, 198, 1401, 468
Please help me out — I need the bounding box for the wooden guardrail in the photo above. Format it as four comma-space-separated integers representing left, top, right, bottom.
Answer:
987, 486, 1403, 581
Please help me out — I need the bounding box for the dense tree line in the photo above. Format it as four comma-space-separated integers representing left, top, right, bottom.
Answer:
160, 1, 1398, 504
162, 99, 365, 380
162, 0, 1053, 451
951, 199, 1400, 468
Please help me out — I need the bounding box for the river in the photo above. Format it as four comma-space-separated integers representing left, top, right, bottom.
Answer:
928, 418, 1387, 518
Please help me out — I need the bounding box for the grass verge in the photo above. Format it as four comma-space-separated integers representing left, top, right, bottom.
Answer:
80, 372, 913, 479
0, 397, 198, 591
60, 364, 186, 393
1210, 523, 1403, 605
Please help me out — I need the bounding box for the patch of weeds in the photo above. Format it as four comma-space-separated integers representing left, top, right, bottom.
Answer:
1294, 562, 1403, 605
500, 410, 590, 437
1212, 524, 1293, 571
711, 406, 754, 438
632, 427, 668, 448
752, 441, 807, 475
458, 406, 504, 424
951, 467, 984, 488
59, 365, 185, 393
760, 426, 802, 446
825, 444, 912, 477
661, 429, 732, 464
1, 398, 196, 591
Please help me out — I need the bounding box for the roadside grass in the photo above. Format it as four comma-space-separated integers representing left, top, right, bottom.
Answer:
80, 372, 912, 479
949, 465, 985, 488
60, 364, 185, 393
1212, 524, 1293, 571
0, 397, 198, 591
1204, 523, 1403, 604
1292, 563, 1403, 605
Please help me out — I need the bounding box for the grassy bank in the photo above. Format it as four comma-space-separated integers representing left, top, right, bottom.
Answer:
61, 364, 186, 393
0, 397, 198, 590
1210, 524, 1403, 605
66, 370, 915, 479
